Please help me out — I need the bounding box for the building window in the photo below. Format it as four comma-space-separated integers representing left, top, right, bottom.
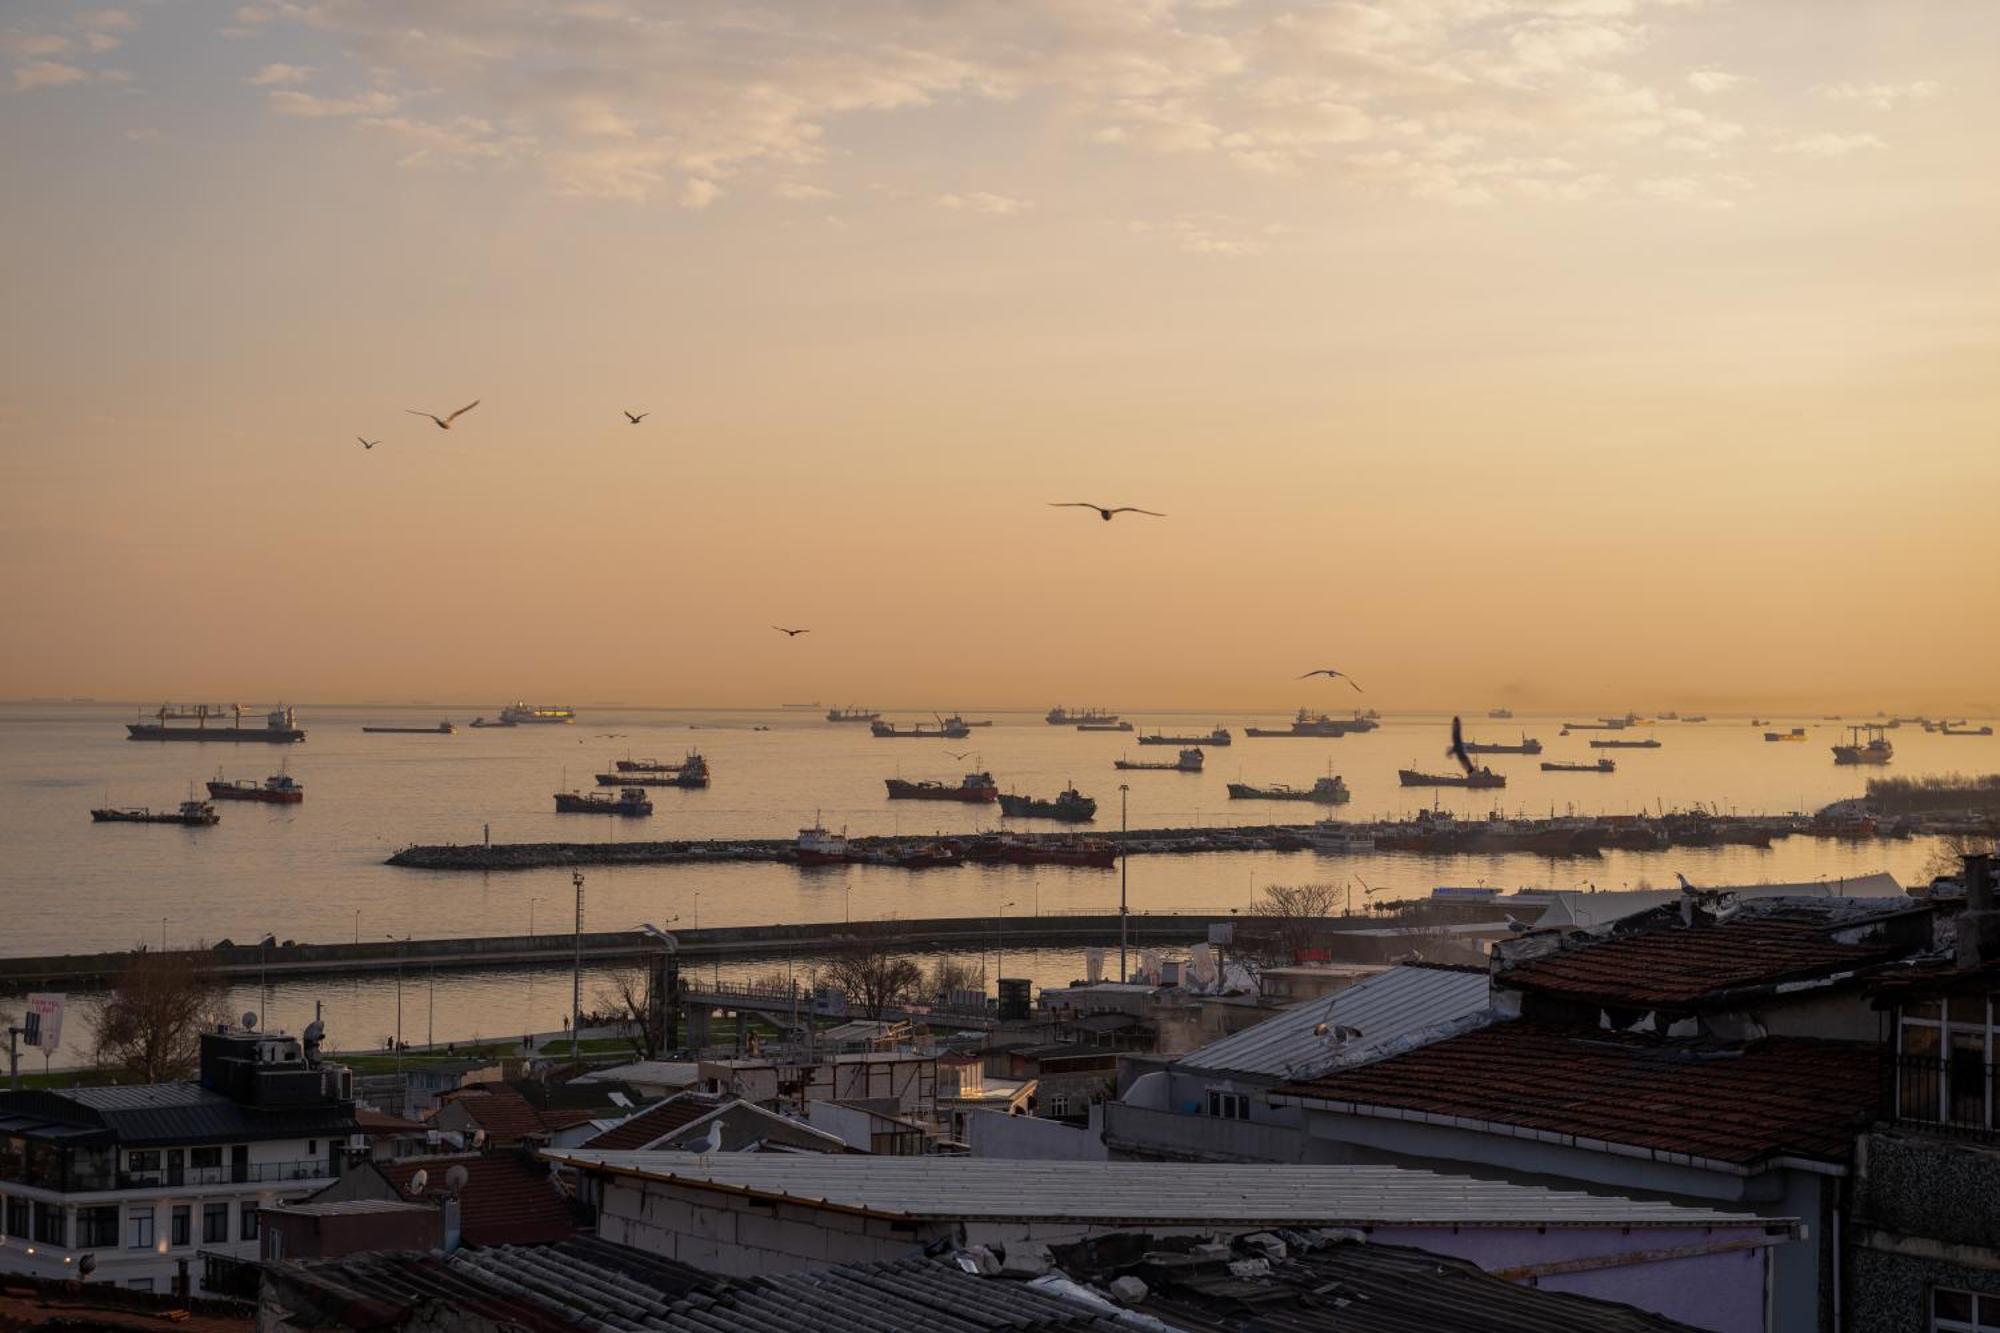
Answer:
1932, 1286, 2000, 1332
189, 1147, 222, 1170
76, 1205, 120, 1249
1899, 997, 1996, 1131
239, 1203, 258, 1242
202, 1202, 229, 1244
126, 1150, 160, 1173
4, 1195, 28, 1238
171, 1205, 190, 1247
1207, 1090, 1250, 1121
1048, 1094, 1071, 1118
128, 1207, 155, 1250
33, 1201, 65, 1245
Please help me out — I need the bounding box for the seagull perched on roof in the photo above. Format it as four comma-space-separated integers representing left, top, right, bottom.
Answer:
1050, 502, 1165, 522
624, 410, 648, 424
686, 1120, 725, 1156
1676, 872, 1698, 894
1298, 668, 1363, 692
405, 400, 480, 430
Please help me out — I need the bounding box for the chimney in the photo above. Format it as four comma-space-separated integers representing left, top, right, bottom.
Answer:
1958, 854, 2000, 970
441, 1197, 462, 1254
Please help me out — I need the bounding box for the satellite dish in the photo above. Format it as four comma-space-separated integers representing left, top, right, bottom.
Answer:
445, 1164, 470, 1197
241, 1011, 259, 1032
471, 1128, 488, 1149
407, 1168, 430, 1195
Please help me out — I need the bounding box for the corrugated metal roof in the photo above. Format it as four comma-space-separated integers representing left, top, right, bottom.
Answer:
0, 1084, 355, 1147
542, 1155, 1777, 1229
1176, 964, 1491, 1080
1528, 877, 1903, 929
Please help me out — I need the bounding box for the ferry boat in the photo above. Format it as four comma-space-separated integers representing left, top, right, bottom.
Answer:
1589, 737, 1661, 749
1115, 748, 1204, 773
1399, 767, 1505, 789
1245, 709, 1379, 738
502, 703, 575, 725
871, 719, 972, 739
795, 820, 851, 865
1226, 776, 1350, 804
1541, 758, 1615, 773
554, 786, 653, 815
827, 707, 880, 724
885, 770, 999, 802
1047, 707, 1118, 727
127, 704, 304, 744
92, 799, 219, 826
1462, 734, 1542, 755
997, 786, 1097, 822
206, 771, 304, 804
1311, 821, 1375, 854
1136, 727, 1231, 747
362, 721, 455, 734
1832, 726, 1894, 766
1764, 728, 1808, 743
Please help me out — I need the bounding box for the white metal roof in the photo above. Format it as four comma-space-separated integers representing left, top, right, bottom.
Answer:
541, 1154, 1781, 1229
575, 1061, 701, 1087
1176, 964, 1492, 1080
1524, 874, 1902, 930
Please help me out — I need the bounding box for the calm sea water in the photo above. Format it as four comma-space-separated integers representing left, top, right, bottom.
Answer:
1, 702, 1984, 1058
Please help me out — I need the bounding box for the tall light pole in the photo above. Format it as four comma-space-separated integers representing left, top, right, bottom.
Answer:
160, 918, 167, 952
1118, 784, 1131, 983
387, 934, 409, 1075
571, 871, 586, 1062
997, 901, 1016, 981
353, 910, 360, 945
529, 897, 539, 939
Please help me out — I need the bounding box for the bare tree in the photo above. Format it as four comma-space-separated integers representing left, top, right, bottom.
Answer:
1251, 882, 1345, 964
594, 964, 667, 1061
1923, 833, 1997, 885
824, 937, 924, 1019
926, 957, 982, 1002
92, 949, 224, 1083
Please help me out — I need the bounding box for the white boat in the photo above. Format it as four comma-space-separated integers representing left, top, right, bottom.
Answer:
1312, 821, 1375, 854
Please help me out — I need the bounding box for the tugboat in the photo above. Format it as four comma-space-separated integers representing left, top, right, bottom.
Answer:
502, 703, 575, 725
997, 786, 1098, 822
1115, 748, 1204, 773
92, 798, 220, 826
206, 770, 304, 803
127, 704, 304, 744
795, 819, 852, 865
885, 770, 999, 802
1832, 725, 1894, 766
1226, 775, 1350, 803
1589, 737, 1662, 749
554, 786, 653, 815
1245, 709, 1378, 738
597, 754, 709, 788
827, 707, 881, 724
1541, 758, 1616, 773
1047, 707, 1118, 727
362, 720, 455, 734
1398, 767, 1505, 789
1136, 727, 1231, 747
1462, 733, 1543, 755
871, 718, 973, 739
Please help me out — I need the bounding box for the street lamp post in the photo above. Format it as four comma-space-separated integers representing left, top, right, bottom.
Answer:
997, 901, 1016, 982
353, 910, 360, 945
571, 871, 586, 1062
386, 933, 409, 1076
1118, 784, 1131, 983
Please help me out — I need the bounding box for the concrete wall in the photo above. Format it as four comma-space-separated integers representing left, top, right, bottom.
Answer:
1102, 1101, 1307, 1163
1848, 1128, 2000, 1333
965, 1108, 1109, 1161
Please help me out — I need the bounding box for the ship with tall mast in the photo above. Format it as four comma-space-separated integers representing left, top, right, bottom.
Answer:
127, 704, 304, 744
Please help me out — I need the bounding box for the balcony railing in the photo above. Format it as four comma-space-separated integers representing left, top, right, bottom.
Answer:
1891, 1053, 1998, 1138
112, 1160, 334, 1192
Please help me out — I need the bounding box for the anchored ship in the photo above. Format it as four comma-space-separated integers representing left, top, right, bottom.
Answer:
1832, 725, 1894, 766
1764, 728, 1808, 743
871, 719, 973, 739
1046, 707, 1118, 727
1542, 758, 1615, 773
92, 798, 219, 826
127, 704, 304, 744
795, 820, 851, 865
827, 707, 881, 723
1486, 708, 1514, 720
503, 703, 575, 725
1462, 733, 1543, 755
1115, 748, 1204, 773
362, 721, 455, 734
997, 786, 1098, 822
885, 770, 999, 802
1399, 767, 1505, 789
1226, 775, 1350, 804
1312, 820, 1375, 854
1589, 737, 1661, 749
206, 771, 304, 804
1136, 727, 1231, 747
597, 754, 709, 789
1077, 720, 1135, 732
554, 786, 653, 815
940, 714, 994, 729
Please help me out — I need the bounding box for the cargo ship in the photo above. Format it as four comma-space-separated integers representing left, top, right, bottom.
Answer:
92, 798, 219, 826
1047, 707, 1118, 727
1589, 737, 1661, 749
502, 703, 575, 725
597, 754, 709, 789
1462, 734, 1542, 755
1245, 709, 1379, 739
871, 719, 973, 740
554, 786, 653, 815
1115, 748, 1204, 773
1832, 725, 1894, 766
127, 704, 304, 744
1226, 775, 1350, 804
997, 786, 1097, 822
362, 721, 455, 734
1136, 727, 1231, 747
827, 707, 880, 723
206, 771, 304, 804
940, 714, 993, 729
1398, 767, 1505, 789
1541, 758, 1615, 773
885, 770, 998, 802
1077, 720, 1135, 733
1943, 723, 1995, 736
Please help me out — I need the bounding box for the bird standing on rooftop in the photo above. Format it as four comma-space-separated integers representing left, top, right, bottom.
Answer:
405, 400, 480, 430
1050, 502, 1165, 522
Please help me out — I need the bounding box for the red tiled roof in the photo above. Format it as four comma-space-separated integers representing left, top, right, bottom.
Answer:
1276, 1022, 1882, 1167
374, 1154, 581, 1247
355, 1107, 426, 1134
580, 1093, 722, 1152
439, 1086, 596, 1143
1503, 920, 1904, 1008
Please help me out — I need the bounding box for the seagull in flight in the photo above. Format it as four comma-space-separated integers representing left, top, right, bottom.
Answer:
1448, 715, 1475, 776
772, 626, 810, 638
357, 437, 380, 450
1050, 503, 1165, 522
1298, 668, 1363, 693
624, 411, 648, 424
405, 400, 480, 430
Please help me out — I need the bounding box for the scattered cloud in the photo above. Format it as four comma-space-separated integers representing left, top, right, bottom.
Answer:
267, 88, 399, 118
681, 177, 720, 209
76, 11, 138, 33
248, 63, 312, 87
1687, 67, 1744, 94
1819, 80, 1940, 111
14, 61, 91, 91
1129, 214, 1275, 257
936, 191, 1033, 215
1777, 131, 1885, 158
774, 180, 833, 201
0, 32, 72, 58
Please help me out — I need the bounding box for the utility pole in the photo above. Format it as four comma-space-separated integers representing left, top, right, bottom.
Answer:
572, 871, 586, 1062
1119, 783, 1131, 982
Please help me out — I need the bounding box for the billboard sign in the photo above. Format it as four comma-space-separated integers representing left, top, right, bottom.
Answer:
24, 994, 65, 1053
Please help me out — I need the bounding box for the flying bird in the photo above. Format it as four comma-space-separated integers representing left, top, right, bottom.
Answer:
772, 626, 810, 637
1448, 715, 1475, 776
624, 411, 648, 424
1050, 503, 1165, 522
1298, 668, 1364, 693
357, 437, 379, 450
405, 400, 480, 430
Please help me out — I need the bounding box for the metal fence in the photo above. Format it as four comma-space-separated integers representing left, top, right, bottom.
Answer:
1891, 1053, 1997, 1136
